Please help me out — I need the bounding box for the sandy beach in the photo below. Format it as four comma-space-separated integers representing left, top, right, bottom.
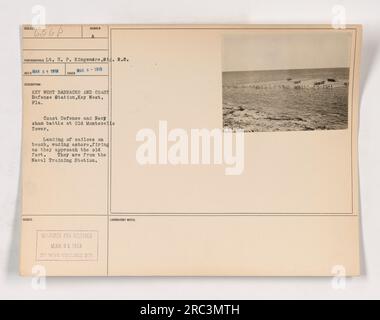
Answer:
223, 68, 349, 132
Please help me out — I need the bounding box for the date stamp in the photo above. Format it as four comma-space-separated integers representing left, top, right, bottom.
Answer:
35, 230, 98, 261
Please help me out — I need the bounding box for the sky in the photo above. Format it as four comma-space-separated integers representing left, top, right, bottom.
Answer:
222, 30, 353, 72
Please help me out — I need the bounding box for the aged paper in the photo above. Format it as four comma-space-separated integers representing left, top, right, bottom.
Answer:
20, 25, 362, 276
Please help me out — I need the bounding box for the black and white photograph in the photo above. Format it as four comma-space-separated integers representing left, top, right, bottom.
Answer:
222, 31, 352, 132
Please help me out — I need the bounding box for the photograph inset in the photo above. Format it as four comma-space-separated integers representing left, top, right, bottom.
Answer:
222, 31, 352, 132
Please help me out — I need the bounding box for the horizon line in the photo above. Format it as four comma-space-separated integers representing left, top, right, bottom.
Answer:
222, 66, 350, 73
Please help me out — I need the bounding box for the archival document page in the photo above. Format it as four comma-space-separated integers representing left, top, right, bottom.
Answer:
20, 25, 362, 276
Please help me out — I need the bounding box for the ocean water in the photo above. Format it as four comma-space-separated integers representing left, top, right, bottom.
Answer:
222, 68, 349, 132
